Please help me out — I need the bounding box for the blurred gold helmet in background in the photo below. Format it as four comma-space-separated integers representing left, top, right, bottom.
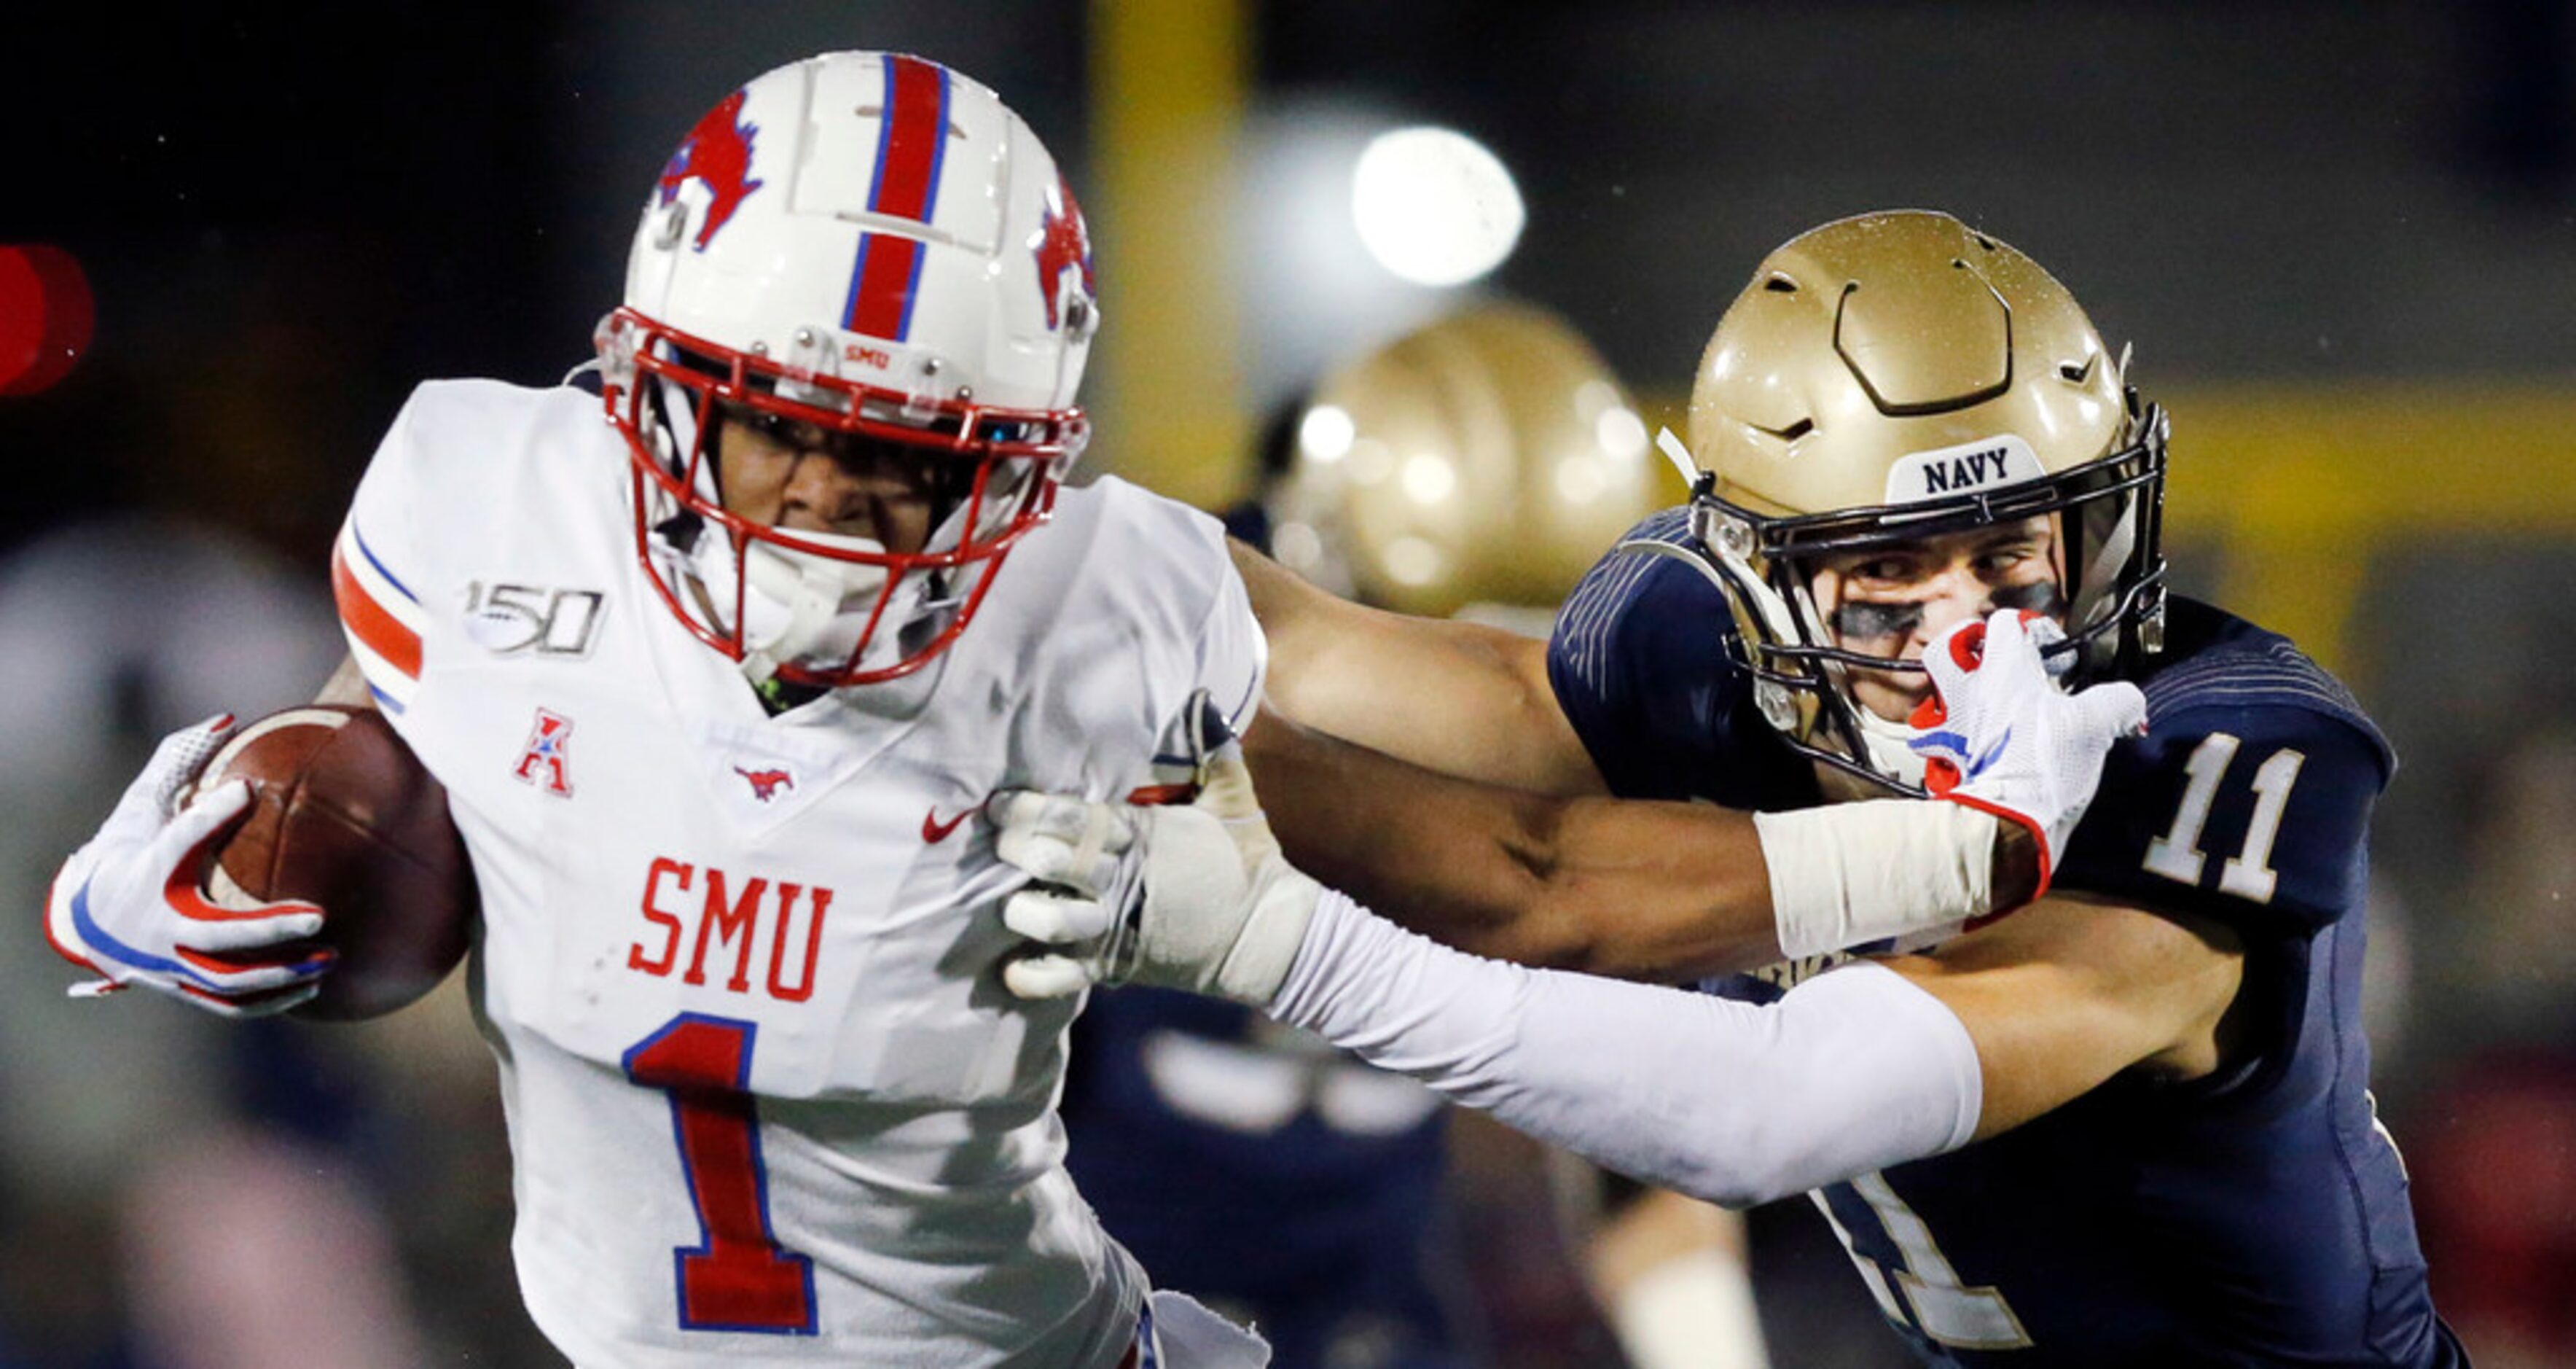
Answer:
1659, 209, 2169, 791
1269, 300, 1677, 617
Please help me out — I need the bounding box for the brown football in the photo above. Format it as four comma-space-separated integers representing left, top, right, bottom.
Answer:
193, 705, 475, 1021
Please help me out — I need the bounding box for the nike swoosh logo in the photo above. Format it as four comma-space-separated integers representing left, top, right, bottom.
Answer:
922, 806, 974, 843
1968, 728, 2013, 779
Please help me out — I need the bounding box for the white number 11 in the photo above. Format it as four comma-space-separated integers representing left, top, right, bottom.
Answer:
2140, 733, 2306, 903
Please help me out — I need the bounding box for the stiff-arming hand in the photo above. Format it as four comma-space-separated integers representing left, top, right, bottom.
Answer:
45, 717, 333, 1018
991, 695, 1320, 1006
1908, 612, 2148, 889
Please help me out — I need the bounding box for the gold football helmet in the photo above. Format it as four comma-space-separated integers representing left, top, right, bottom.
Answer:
1653, 209, 2168, 792
1267, 300, 1669, 617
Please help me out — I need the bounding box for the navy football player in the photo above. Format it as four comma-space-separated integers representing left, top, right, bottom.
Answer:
1062, 301, 1772, 1369
997, 211, 2467, 1366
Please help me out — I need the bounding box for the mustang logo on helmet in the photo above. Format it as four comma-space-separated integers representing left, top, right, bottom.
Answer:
656, 89, 765, 252
1035, 174, 1095, 332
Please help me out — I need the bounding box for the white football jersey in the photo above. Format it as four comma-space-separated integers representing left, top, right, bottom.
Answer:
332, 379, 1264, 1367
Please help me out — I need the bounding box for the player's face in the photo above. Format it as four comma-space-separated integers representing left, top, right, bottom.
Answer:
713, 405, 958, 555
1808, 515, 2065, 722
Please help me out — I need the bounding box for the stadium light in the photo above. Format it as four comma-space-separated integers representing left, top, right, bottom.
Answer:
1350, 127, 1524, 287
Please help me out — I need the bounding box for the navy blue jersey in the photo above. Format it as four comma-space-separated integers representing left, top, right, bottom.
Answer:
1546, 512, 2467, 1368
1061, 986, 1480, 1368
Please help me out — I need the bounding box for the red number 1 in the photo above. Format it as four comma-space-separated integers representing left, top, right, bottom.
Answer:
622, 1013, 817, 1335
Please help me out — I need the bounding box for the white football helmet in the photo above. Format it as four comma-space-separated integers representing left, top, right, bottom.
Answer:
595, 52, 1100, 687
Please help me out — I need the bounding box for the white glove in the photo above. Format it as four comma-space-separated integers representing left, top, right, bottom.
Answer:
1906, 611, 2148, 889
44, 716, 333, 1018
992, 708, 1320, 1005
988, 792, 1140, 999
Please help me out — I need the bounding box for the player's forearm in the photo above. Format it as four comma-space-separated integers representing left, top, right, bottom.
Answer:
1292, 617, 1570, 789
1229, 537, 1594, 793
1250, 713, 2029, 982
1248, 711, 1766, 978
1267, 890, 1984, 1208
1511, 792, 1783, 980
1588, 1193, 1768, 1369
1535, 797, 2036, 978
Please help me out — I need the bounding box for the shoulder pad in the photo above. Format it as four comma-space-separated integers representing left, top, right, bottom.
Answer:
1551, 507, 1697, 703
1546, 510, 1812, 807
2139, 620, 2393, 777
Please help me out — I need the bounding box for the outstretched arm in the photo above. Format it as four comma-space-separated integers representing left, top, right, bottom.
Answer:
1247, 533, 1825, 978
1241, 569, 2119, 981
1267, 887, 2242, 1208
994, 780, 2235, 1207
1009, 613, 2133, 988
1247, 707, 2011, 981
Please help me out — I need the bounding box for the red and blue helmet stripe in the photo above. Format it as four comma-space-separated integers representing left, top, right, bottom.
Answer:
842, 54, 953, 344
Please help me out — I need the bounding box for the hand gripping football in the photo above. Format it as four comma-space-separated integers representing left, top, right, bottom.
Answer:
190, 706, 475, 1020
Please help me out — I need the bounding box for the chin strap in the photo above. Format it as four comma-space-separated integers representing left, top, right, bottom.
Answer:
737, 537, 888, 683
1852, 704, 1930, 789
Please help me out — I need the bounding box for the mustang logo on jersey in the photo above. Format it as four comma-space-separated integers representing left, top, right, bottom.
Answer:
629, 857, 832, 1003
514, 708, 575, 797
736, 767, 796, 803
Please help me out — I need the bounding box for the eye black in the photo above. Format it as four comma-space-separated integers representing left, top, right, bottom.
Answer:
1832, 599, 1925, 640
1991, 581, 2067, 616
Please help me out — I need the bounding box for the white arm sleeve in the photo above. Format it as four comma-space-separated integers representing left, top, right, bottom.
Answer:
1268, 890, 1984, 1208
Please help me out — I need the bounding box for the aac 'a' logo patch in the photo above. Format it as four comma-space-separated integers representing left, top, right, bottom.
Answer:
513, 708, 576, 797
